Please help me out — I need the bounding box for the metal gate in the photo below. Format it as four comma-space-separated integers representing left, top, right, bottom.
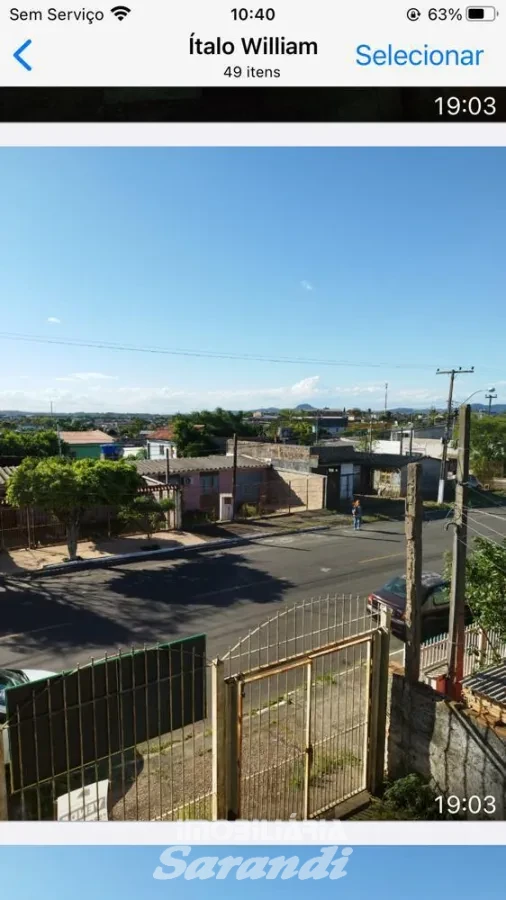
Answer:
217, 595, 390, 820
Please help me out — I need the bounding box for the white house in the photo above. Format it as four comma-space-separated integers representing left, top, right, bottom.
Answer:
146, 427, 178, 460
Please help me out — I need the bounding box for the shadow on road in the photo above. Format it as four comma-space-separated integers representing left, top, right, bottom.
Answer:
0, 552, 293, 664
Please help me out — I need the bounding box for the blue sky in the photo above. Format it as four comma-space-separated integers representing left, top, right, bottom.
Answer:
1, 844, 505, 899
1, 147, 504, 413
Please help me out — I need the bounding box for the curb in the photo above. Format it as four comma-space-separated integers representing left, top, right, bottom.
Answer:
11, 523, 340, 580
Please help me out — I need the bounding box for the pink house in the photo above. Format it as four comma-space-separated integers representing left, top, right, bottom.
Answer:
136, 455, 270, 519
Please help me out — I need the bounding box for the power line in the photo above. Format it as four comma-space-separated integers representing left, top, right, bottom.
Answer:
465, 519, 506, 551
466, 514, 506, 544
455, 531, 506, 577
0, 330, 482, 372
469, 507, 506, 523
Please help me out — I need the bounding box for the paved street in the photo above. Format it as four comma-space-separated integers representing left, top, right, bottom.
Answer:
1, 508, 505, 673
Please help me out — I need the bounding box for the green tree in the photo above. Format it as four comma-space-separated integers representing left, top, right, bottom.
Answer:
469, 414, 506, 481
0, 429, 69, 461
171, 417, 215, 458
268, 410, 314, 445
444, 536, 506, 644
171, 408, 260, 457
118, 494, 175, 541
356, 434, 379, 453
7, 457, 142, 560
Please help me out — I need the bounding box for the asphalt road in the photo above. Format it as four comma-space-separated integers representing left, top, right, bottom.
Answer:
1, 507, 505, 674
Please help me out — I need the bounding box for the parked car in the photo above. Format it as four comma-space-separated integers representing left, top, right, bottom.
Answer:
1, 667, 56, 765
367, 572, 472, 640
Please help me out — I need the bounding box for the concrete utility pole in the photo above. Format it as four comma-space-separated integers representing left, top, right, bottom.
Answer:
446, 404, 471, 701
384, 382, 388, 415
404, 462, 423, 683
231, 433, 238, 520
165, 448, 170, 484
436, 367, 474, 504
486, 391, 497, 416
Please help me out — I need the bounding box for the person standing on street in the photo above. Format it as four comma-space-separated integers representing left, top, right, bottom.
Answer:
352, 499, 362, 531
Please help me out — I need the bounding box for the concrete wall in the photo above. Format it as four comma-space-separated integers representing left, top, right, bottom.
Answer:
387, 673, 506, 819
271, 458, 313, 475
373, 438, 455, 460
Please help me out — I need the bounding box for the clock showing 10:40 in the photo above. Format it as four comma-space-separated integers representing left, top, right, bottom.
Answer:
436, 795, 497, 815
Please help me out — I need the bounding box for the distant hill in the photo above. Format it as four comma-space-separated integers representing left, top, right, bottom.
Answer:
470, 403, 506, 413
295, 403, 316, 411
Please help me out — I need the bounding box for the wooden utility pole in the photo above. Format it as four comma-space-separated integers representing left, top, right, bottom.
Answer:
404, 462, 423, 683
231, 433, 238, 520
446, 404, 471, 701
436, 367, 473, 503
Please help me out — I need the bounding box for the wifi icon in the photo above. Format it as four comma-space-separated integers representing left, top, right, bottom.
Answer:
111, 5, 131, 20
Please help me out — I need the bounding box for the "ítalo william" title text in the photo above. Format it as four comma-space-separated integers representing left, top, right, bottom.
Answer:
189, 34, 318, 55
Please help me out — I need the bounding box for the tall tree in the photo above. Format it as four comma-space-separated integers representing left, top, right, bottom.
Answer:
7, 458, 142, 560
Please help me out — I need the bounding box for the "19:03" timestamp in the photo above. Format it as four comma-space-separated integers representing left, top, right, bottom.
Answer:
436, 795, 496, 815
435, 96, 496, 115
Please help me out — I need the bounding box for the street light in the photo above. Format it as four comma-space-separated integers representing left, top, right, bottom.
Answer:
456, 387, 495, 409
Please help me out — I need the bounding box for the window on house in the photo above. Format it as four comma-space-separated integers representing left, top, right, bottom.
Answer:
200, 473, 219, 494
159, 445, 165, 456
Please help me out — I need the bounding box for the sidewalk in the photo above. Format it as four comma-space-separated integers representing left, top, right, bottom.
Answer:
0, 530, 207, 574
187, 508, 351, 541
0, 509, 352, 576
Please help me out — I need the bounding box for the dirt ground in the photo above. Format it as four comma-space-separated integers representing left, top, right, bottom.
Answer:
109, 652, 369, 822
9, 639, 371, 822
0, 530, 207, 573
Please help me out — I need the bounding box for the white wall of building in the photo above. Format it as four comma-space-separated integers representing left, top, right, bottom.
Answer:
147, 440, 177, 460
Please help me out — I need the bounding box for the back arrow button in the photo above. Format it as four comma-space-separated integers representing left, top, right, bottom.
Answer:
14, 39, 32, 71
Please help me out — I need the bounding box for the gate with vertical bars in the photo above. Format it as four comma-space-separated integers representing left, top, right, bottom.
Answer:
218, 594, 390, 820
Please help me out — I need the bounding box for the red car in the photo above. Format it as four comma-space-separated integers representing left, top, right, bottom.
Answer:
367, 572, 471, 640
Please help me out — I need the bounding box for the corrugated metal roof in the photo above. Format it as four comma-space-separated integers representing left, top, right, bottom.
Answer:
0, 466, 17, 487
59, 430, 115, 445
136, 455, 269, 477
463, 661, 506, 707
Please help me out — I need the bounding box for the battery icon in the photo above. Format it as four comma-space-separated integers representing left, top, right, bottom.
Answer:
466, 6, 497, 19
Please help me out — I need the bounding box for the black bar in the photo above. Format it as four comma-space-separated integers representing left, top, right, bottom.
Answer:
0, 87, 504, 122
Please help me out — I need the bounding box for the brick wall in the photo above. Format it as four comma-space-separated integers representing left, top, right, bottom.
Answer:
387, 672, 506, 818
265, 469, 326, 512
